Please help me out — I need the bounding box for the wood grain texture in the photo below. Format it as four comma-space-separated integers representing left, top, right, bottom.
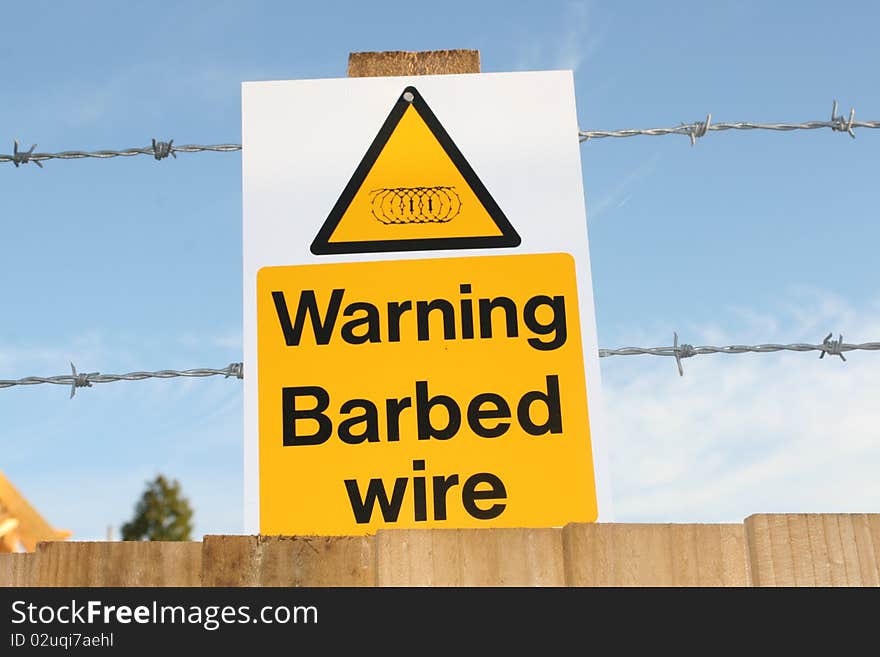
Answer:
0, 553, 39, 587
4, 517, 877, 587
33, 541, 201, 586
376, 527, 564, 586
563, 523, 749, 586
347, 49, 480, 77
744, 514, 880, 586
201, 535, 375, 587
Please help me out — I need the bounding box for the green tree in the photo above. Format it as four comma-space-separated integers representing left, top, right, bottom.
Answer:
120, 475, 194, 541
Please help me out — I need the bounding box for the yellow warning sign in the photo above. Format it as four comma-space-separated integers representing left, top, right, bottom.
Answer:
257, 253, 597, 535
311, 87, 520, 255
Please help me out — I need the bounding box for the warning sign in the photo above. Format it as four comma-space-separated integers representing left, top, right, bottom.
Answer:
243, 71, 611, 535
311, 86, 520, 255
257, 253, 596, 535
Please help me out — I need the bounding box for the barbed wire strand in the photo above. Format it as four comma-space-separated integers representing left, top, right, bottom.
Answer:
579, 101, 878, 144
1, 334, 878, 394
2, 139, 241, 167
2, 102, 877, 167
0, 362, 244, 397
597, 333, 879, 376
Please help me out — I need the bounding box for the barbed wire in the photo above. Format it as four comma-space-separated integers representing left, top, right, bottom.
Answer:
598, 332, 880, 376
2, 102, 877, 167
0, 334, 877, 395
0, 362, 243, 398
579, 101, 879, 144
1, 139, 241, 167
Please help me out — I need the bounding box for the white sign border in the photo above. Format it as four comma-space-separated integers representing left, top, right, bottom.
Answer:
242, 70, 613, 532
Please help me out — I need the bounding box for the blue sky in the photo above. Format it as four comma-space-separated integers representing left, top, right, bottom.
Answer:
2, 1, 878, 540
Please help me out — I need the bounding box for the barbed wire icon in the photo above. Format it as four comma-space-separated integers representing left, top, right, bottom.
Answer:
370, 186, 462, 224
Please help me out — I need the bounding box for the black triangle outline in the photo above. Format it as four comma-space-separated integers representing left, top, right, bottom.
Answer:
310, 86, 521, 255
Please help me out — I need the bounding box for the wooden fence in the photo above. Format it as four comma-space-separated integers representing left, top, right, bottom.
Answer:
2, 514, 878, 587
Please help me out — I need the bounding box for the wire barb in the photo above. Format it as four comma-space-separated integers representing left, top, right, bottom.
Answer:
12, 140, 42, 168
69, 362, 98, 398
151, 138, 176, 160
819, 332, 847, 361
688, 114, 711, 146
830, 101, 856, 139
673, 332, 696, 376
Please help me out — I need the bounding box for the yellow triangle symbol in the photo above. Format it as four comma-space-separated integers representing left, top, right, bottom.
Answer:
311, 86, 520, 255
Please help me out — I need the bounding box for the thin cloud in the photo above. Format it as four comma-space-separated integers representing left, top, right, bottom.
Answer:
177, 330, 242, 351
601, 289, 880, 523
0, 330, 109, 376
516, 1, 608, 72
586, 152, 660, 221
556, 1, 606, 71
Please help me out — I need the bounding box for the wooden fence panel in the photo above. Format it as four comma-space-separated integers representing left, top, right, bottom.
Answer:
3, 517, 878, 587
0, 553, 39, 587
376, 527, 564, 586
745, 514, 880, 586
563, 523, 749, 586
33, 541, 201, 587
201, 535, 375, 587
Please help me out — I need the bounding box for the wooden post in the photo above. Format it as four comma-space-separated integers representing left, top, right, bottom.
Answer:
345, 50, 482, 587
347, 49, 480, 77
